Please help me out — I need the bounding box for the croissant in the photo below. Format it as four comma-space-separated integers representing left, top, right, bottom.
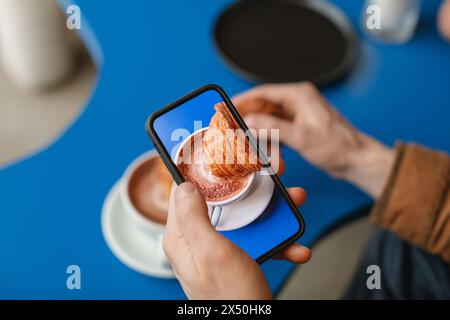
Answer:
203, 102, 261, 178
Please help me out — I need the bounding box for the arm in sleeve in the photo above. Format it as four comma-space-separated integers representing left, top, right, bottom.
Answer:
371, 143, 450, 262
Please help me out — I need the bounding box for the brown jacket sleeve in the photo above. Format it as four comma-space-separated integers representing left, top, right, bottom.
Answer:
370, 143, 450, 263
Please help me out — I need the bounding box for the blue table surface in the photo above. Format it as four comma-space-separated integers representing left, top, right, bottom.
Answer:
0, 0, 449, 299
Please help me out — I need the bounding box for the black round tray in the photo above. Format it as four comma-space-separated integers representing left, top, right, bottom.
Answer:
214, 0, 358, 85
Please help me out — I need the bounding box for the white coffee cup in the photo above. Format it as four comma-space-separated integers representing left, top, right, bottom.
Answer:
119, 150, 169, 266
174, 127, 256, 227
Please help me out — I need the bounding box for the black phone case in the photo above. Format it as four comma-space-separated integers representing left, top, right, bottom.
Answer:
146, 84, 305, 264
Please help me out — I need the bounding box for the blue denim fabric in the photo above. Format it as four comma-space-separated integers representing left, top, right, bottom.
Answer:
345, 229, 450, 300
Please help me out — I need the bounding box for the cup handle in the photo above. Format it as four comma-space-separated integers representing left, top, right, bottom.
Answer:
211, 206, 223, 228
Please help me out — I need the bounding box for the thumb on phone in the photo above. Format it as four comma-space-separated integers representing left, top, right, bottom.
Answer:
172, 182, 217, 247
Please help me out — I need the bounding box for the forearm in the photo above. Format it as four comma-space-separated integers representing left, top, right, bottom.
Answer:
336, 139, 450, 262
334, 133, 396, 199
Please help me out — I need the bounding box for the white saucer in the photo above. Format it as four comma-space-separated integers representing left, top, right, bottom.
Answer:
101, 181, 175, 278
209, 174, 274, 231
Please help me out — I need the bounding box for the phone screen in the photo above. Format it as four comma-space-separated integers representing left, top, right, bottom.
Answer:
147, 85, 304, 262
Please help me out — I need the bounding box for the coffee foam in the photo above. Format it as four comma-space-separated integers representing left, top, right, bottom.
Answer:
128, 157, 169, 224
177, 133, 251, 202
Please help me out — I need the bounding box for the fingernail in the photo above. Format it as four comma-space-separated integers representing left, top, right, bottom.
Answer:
175, 182, 195, 202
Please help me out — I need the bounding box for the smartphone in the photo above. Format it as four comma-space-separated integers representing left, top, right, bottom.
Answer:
146, 84, 305, 263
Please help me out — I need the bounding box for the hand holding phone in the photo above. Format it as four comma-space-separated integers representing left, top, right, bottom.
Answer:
147, 84, 306, 263
164, 174, 309, 299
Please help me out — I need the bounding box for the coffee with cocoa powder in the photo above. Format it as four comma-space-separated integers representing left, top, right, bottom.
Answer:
128, 157, 169, 224
177, 132, 252, 202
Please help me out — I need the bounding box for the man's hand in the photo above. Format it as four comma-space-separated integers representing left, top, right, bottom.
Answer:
438, 0, 450, 41
234, 82, 395, 198
163, 177, 310, 299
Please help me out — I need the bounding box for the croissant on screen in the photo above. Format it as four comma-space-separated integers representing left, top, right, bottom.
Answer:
203, 102, 261, 178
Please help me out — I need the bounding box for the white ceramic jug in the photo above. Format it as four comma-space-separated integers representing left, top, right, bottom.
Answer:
0, 0, 77, 90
